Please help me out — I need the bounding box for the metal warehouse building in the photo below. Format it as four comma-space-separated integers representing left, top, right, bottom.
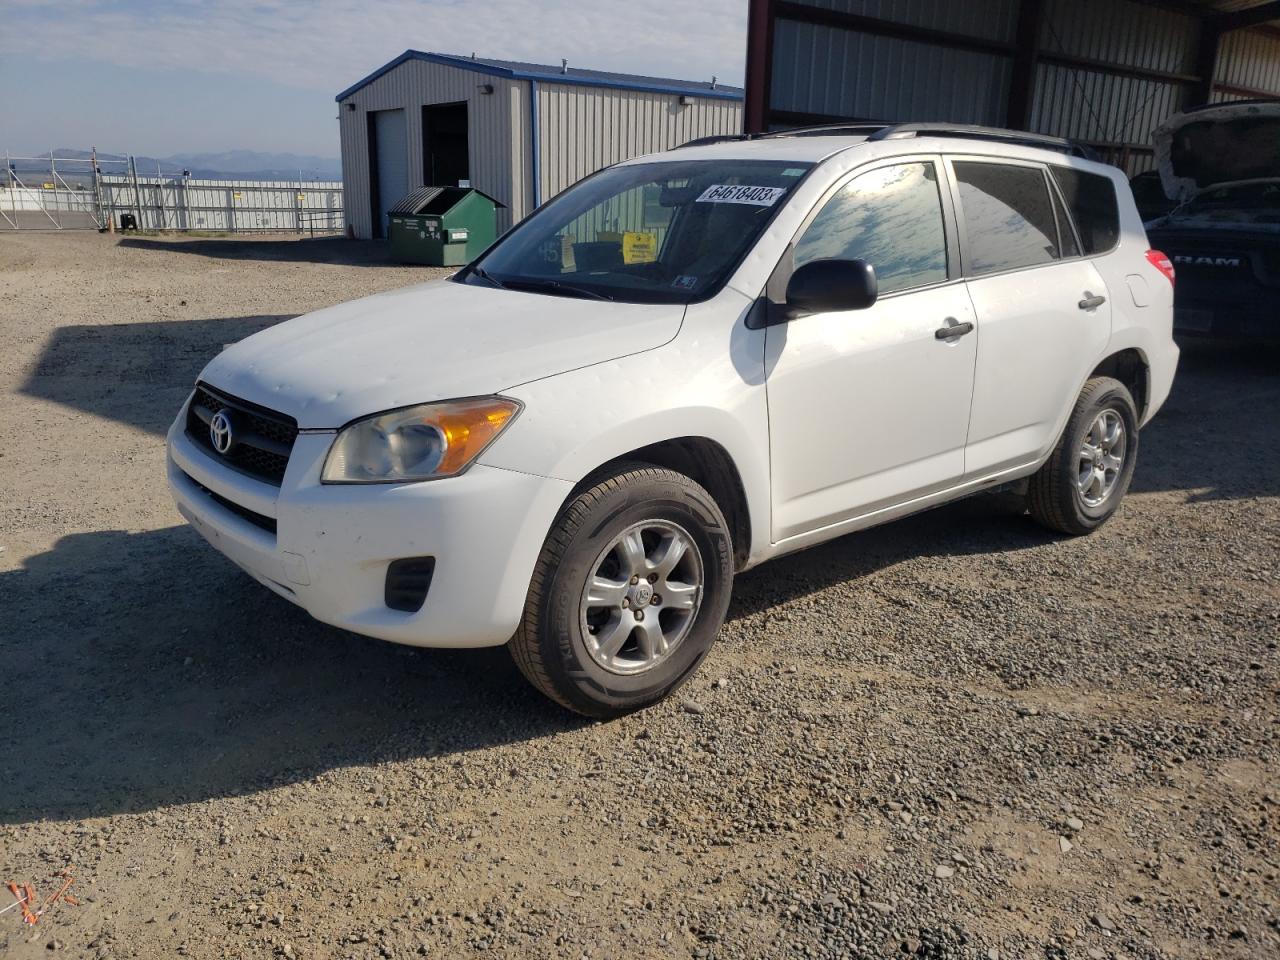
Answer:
745, 0, 1280, 173
336, 52, 743, 239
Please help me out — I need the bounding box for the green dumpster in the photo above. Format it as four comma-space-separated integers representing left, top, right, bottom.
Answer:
387, 187, 505, 266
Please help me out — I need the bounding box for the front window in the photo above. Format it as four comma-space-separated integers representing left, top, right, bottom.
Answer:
461, 159, 813, 303
794, 161, 949, 295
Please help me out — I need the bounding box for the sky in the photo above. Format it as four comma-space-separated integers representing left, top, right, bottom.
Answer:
1, 0, 748, 160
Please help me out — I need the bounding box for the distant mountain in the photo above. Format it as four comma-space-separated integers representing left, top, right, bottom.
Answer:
165, 151, 342, 180
10, 148, 340, 182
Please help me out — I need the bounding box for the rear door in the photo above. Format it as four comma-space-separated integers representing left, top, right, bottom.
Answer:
948, 157, 1113, 477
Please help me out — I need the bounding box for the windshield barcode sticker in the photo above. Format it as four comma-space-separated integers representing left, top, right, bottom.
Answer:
696, 184, 787, 206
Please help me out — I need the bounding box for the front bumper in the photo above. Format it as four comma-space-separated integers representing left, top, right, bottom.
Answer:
166, 410, 572, 648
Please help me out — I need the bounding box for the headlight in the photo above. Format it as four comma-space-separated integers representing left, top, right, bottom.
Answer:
321, 397, 521, 483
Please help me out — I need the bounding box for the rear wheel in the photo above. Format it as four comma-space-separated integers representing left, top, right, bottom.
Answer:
509, 464, 733, 718
1028, 376, 1139, 535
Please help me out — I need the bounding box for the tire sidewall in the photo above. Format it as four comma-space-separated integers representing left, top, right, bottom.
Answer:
1065, 382, 1139, 528
540, 475, 733, 715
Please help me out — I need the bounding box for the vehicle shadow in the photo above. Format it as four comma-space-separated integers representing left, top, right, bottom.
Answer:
116, 236, 409, 268
0, 494, 1039, 826
728, 494, 1046, 621
1131, 339, 1280, 501
0, 525, 583, 826
20, 316, 292, 436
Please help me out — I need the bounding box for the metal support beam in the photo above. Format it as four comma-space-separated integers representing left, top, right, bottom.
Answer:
1007, 0, 1045, 130
1192, 22, 1222, 108
772, 1, 1016, 58
744, 0, 777, 134
1038, 51, 1200, 86
1213, 1, 1280, 33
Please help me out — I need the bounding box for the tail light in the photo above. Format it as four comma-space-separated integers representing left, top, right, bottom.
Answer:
1146, 249, 1175, 284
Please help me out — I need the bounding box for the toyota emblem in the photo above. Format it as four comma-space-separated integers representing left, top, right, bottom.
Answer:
209, 410, 235, 455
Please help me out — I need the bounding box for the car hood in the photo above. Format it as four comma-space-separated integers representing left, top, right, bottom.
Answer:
1154, 100, 1280, 201
198, 280, 684, 428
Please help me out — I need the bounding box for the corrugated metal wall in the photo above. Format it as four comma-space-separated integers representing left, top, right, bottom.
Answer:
761, 0, 1280, 177
770, 17, 1013, 124
1039, 0, 1198, 75
794, 0, 1020, 41
1217, 26, 1280, 94
1029, 0, 1198, 173
533, 83, 742, 201
338, 60, 521, 240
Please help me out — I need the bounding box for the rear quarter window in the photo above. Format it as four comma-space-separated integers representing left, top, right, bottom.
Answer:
1052, 167, 1121, 255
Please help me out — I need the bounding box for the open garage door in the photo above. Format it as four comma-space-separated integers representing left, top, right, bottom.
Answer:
370, 108, 408, 239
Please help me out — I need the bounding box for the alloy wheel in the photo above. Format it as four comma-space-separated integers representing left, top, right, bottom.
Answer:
1077, 408, 1126, 508
579, 519, 704, 675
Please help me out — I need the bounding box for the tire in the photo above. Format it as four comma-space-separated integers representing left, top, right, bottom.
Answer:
1028, 376, 1139, 536
509, 463, 734, 718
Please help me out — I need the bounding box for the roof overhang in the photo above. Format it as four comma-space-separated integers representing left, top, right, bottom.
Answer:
336, 51, 745, 103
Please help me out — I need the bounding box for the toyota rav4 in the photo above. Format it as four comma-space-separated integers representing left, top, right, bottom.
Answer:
167, 123, 1179, 717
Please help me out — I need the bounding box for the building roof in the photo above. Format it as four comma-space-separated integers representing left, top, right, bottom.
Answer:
336, 51, 744, 103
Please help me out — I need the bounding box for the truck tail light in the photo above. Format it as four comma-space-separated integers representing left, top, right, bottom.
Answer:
1146, 249, 1175, 285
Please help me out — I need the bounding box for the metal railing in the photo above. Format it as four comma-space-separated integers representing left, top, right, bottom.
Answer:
3, 149, 344, 233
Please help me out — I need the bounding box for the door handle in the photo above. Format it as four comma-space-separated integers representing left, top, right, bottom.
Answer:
1079, 293, 1107, 310
935, 320, 974, 340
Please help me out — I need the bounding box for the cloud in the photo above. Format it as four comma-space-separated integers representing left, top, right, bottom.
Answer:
1, 0, 747, 94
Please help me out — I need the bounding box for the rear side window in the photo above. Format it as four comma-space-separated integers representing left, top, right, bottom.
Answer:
954, 162, 1060, 275
1051, 167, 1120, 255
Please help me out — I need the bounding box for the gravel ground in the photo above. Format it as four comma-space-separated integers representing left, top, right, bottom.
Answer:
1, 231, 1277, 960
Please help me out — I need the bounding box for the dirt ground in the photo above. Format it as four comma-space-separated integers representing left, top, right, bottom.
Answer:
1, 231, 1276, 960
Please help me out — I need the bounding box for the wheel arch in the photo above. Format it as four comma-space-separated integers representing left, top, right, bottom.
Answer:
1089, 347, 1150, 420
563, 436, 754, 572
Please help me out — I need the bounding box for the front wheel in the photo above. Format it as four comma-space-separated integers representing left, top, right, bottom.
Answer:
1028, 376, 1139, 535
509, 464, 734, 718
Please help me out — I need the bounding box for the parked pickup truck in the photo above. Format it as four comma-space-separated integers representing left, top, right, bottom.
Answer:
167, 123, 1178, 717
1145, 99, 1280, 341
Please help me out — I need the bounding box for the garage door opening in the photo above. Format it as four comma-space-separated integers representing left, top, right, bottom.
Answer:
369, 108, 408, 239
422, 102, 470, 188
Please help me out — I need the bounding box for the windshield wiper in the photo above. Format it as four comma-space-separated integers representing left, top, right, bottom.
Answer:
469, 265, 507, 289
502, 277, 615, 302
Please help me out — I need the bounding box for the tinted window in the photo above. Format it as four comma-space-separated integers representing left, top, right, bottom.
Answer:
795, 162, 948, 295
954, 162, 1060, 275
1052, 167, 1120, 254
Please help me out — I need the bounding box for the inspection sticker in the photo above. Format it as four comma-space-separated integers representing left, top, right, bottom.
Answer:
695, 184, 786, 206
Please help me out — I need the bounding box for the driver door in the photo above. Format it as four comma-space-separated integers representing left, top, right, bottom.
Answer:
764, 157, 978, 541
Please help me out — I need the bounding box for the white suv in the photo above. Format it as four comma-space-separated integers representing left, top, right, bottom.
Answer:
167, 123, 1178, 717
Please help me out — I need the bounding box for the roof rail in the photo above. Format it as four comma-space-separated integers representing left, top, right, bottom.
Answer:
868, 123, 1097, 159
677, 134, 753, 149
677, 123, 889, 148
759, 122, 890, 139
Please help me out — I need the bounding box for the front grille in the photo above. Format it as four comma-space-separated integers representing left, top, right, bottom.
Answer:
186, 383, 298, 486
180, 469, 277, 535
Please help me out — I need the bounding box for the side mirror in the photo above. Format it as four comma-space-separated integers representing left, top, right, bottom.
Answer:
784, 258, 878, 317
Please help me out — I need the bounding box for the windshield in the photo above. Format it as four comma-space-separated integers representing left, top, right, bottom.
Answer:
460, 159, 813, 303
